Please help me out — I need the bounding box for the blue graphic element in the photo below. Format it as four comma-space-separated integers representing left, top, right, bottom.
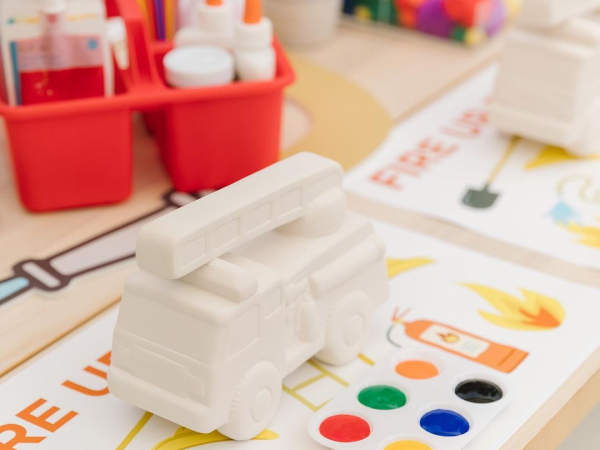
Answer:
0, 277, 30, 304
88, 39, 98, 50
420, 409, 470, 437
8, 18, 16, 25
547, 200, 582, 226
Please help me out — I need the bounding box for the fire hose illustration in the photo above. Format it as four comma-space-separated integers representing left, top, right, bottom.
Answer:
0, 191, 207, 307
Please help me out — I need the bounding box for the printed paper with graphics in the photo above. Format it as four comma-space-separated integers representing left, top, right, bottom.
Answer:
0, 222, 599, 450
345, 66, 600, 270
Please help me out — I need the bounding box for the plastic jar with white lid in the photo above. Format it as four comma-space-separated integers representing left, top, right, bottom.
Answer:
164, 45, 235, 88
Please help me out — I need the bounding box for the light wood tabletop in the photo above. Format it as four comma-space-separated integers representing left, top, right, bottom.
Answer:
0, 23, 597, 450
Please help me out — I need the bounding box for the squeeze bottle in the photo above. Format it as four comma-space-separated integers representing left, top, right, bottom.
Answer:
234, 0, 276, 81
175, 0, 235, 49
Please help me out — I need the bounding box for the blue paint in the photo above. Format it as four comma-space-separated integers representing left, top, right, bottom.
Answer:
420, 409, 470, 437
0, 277, 30, 303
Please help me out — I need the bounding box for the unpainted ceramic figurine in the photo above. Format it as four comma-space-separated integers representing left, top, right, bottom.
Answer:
108, 152, 390, 440
491, 0, 600, 156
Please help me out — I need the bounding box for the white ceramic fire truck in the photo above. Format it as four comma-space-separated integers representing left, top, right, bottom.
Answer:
108, 153, 389, 440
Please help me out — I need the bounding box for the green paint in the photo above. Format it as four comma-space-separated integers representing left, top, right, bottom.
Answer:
358, 385, 407, 410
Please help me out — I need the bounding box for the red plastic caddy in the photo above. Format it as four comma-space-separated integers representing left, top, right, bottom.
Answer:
0, 0, 295, 212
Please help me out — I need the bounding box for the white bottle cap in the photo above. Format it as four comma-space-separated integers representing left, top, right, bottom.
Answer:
198, 1, 234, 33
235, 17, 273, 50
164, 45, 235, 89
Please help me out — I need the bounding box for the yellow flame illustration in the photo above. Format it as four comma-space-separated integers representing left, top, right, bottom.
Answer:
387, 258, 434, 279
462, 284, 565, 331
153, 428, 279, 450
525, 145, 600, 170
565, 220, 600, 249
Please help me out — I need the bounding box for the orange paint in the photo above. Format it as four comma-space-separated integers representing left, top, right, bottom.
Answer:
244, 0, 262, 24
395, 360, 439, 380
207, 0, 223, 5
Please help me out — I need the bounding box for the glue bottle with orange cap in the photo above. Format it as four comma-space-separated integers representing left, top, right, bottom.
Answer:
234, 0, 276, 81
174, 0, 235, 49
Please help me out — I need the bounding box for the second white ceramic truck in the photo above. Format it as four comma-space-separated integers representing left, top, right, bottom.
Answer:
490, 0, 600, 156
108, 153, 390, 440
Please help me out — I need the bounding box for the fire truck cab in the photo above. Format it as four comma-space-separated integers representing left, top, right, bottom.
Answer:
108, 153, 390, 440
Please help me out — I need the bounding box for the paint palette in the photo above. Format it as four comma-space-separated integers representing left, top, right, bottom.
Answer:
307, 348, 511, 450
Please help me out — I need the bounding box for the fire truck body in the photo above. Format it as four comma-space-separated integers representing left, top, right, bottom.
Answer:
108, 153, 389, 440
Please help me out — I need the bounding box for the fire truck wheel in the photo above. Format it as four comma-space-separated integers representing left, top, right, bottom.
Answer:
217, 361, 282, 441
316, 291, 372, 366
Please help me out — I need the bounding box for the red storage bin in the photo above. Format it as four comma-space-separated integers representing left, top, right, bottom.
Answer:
0, 0, 294, 212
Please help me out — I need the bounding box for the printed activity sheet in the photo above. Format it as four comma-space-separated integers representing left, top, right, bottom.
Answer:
1, 221, 599, 450
345, 66, 600, 270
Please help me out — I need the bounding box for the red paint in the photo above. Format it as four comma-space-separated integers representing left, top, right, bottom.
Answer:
319, 414, 371, 443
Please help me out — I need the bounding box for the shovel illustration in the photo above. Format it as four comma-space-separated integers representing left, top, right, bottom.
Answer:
463, 136, 521, 209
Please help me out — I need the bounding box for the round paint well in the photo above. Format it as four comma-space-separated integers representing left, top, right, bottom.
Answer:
420, 409, 470, 437
455, 379, 503, 404
319, 414, 371, 443
395, 360, 439, 380
358, 385, 407, 410
384, 440, 432, 450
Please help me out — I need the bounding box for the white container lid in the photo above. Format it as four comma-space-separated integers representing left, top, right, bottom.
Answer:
164, 45, 235, 89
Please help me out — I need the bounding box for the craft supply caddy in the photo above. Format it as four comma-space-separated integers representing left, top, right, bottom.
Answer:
0, 0, 294, 212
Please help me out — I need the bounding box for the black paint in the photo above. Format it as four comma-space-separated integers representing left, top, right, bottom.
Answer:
455, 380, 503, 404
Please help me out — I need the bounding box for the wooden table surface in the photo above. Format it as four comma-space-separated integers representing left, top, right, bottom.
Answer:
0, 23, 598, 450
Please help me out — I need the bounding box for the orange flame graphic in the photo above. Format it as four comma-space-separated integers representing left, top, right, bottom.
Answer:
461, 284, 565, 331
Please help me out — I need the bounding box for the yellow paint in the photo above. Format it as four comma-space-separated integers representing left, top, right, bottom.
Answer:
152, 428, 278, 450
565, 221, 600, 249
462, 283, 565, 331
115, 412, 153, 450
387, 258, 434, 278
525, 145, 600, 170
283, 55, 391, 171
385, 440, 432, 450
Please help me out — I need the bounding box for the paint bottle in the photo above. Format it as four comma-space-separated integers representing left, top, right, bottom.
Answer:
234, 0, 276, 81
174, 0, 235, 49
389, 315, 528, 373
164, 45, 235, 89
